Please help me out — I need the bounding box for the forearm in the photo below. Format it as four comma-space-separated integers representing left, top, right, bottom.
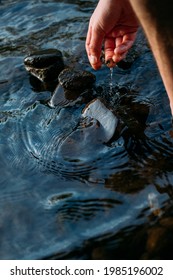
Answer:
129, 0, 173, 114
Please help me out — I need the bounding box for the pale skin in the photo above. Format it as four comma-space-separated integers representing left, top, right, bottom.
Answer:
86, 0, 139, 69
86, 0, 173, 115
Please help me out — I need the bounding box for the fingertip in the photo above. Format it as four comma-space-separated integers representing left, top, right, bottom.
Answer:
112, 53, 126, 64
92, 64, 101, 70
88, 54, 102, 70
89, 55, 98, 65
90, 62, 102, 70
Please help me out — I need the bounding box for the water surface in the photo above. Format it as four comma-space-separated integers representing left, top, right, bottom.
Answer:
1, 0, 173, 260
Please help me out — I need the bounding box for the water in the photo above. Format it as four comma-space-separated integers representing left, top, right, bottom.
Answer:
109, 67, 114, 93
0, 0, 173, 260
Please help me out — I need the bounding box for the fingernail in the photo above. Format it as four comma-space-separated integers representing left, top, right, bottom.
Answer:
89, 55, 97, 64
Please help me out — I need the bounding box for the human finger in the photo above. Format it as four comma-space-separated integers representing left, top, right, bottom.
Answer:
86, 24, 92, 57
112, 32, 137, 62
115, 33, 136, 55
112, 51, 128, 64
104, 36, 125, 68
104, 37, 115, 63
115, 36, 123, 48
85, 25, 104, 70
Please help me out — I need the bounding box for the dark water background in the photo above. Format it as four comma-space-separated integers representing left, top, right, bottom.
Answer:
1, 0, 173, 260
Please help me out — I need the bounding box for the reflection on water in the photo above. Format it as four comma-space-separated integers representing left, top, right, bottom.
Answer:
0, 0, 173, 260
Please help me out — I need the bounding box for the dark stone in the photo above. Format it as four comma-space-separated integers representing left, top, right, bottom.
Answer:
49, 83, 94, 108
58, 68, 96, 90
24, 49, 63, 68
24, 49, 64, 82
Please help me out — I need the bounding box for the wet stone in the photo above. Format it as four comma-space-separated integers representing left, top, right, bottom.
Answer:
49, 84, 94, 108
58, 68, 96, 90
82, 98, 118, 143
58, 117, 102, 160
24, 49, 64, 82
49, 83, 83, 108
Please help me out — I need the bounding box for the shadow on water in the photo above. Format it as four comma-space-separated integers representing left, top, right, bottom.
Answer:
0, 0, 173, 260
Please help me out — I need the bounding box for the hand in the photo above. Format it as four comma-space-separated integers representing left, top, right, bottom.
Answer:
86, 0, 139, 69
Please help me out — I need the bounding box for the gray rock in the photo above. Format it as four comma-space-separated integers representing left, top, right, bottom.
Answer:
82, 98, 118, 143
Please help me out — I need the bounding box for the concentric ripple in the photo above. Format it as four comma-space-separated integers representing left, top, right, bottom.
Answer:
15, 101, 129, 181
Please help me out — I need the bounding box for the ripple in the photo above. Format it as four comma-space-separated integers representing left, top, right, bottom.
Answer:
1, 0, 173, 261
10, 98, 129, 181
0, 1, 88, 56
50, 198, 123, 222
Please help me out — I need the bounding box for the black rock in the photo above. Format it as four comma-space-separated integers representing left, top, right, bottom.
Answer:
24, 49, 64, 82
58, 68, 96, 90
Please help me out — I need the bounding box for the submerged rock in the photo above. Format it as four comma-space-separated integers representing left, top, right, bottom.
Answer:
82, 98, 118, 143
24, 49, 64, 82
58, 117, 103, 160
57, 98, 119, 161
49, 84, 85, 108
58, 68, 96, 90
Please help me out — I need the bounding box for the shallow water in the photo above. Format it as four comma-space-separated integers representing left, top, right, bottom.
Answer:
1, 0, 173, 260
